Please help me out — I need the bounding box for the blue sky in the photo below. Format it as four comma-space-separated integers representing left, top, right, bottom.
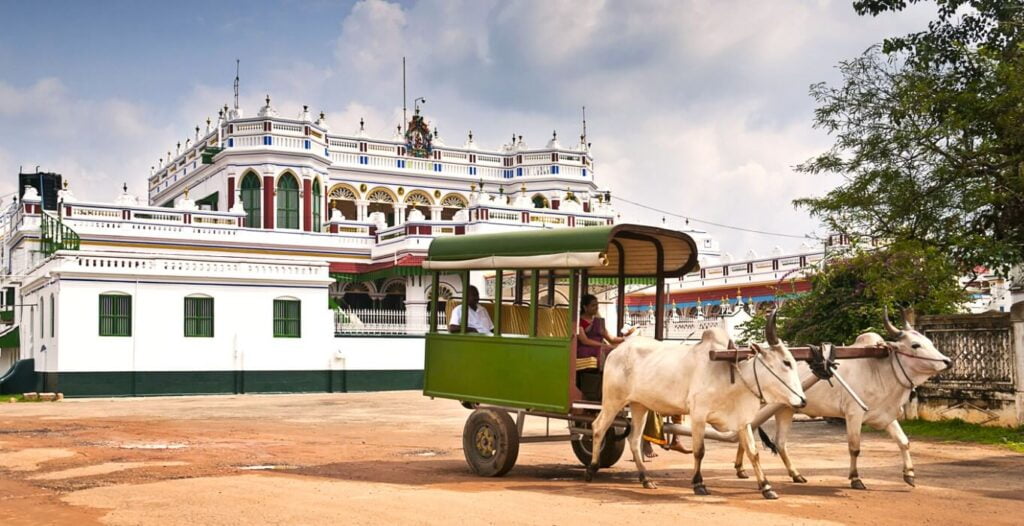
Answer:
0, 0, 936, 255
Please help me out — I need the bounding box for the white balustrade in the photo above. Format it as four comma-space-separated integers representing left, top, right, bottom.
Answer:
335, 308, 446, 335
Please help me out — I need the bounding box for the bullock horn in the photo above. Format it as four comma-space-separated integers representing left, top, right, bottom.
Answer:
883, 306, 903, 339
901, 307, 915, 330
765, 309, 780, 346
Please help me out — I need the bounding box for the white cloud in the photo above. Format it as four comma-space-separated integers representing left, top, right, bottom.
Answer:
1, 0, 938, 256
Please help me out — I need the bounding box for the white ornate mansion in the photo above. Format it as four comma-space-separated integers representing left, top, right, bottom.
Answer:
0, 94, 721, 397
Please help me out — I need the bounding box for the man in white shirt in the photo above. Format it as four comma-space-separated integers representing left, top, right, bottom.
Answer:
448, 285, 493, 335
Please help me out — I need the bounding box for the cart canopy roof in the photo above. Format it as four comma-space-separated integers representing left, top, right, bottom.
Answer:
423, 224, 700, 277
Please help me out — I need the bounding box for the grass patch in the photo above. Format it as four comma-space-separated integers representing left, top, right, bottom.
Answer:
897, 418, 1024, 453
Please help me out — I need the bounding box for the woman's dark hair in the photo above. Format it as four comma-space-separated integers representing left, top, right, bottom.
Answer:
580, 294, 598, 315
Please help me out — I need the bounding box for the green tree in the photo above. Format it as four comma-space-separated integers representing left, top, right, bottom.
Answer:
795, 1, 1024, 276
738, 241, 967, 345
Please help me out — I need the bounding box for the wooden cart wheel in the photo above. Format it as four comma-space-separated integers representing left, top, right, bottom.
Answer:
571, 422, 626, 468
462, 408, 520, 477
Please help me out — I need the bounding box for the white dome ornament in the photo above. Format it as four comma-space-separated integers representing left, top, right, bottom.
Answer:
329, 208, 345, 221
22, 185, 41, 202
257, 95, 277, 118
463, 130, 478, 150
316, 111, 330, 132
514, 184, 532, 209
453, 208, 469, 222
407, 208, 426, 222
116, 183, 140, 206
230, 188, 246, 214
546, 130, 561, 150
57, 180, 77, 203
299, 105, 311, 122
175, 186, 196, 211
356, 118, 367, 138
368, 211, 387, 231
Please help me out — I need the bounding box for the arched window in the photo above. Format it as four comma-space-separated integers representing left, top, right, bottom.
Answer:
39, 295, 44, 338
276, 173, 299, 229
532, 194, 549, 209
240, 172, 261, 228
49, 293, 54, 337
328, 184, 358, 221
440, 194, 467, 220
312, 179, 322, 232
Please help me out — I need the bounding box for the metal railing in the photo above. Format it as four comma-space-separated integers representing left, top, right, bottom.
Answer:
39, 211, 80, 257
334, 308, 447, 336
625, 311, 728, 340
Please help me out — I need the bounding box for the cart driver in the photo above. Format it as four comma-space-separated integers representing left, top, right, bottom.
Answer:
448, 285, 493, 335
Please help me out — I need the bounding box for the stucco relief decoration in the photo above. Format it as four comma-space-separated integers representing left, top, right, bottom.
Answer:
367, 189, 395, 203
404, 109, 433, 158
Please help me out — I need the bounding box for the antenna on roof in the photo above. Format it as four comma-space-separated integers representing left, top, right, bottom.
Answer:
233, 59, 240, 111
402, 57, 407, 134
581, 106, 587, 142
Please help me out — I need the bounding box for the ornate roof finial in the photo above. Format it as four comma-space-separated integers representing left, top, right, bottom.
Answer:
320, 110, 325, 120
122, 182, 128, 193
433, 128, 438, 138
63, 179, 69, 190
468, 130, 473, 141
552, 130, 557, 139
195, 125, 200, 139
360, 117, 365, 131
184, 186, 190, 199
176, 141, 180, 153
521, 184, 527, 193
265, 94, 270, 105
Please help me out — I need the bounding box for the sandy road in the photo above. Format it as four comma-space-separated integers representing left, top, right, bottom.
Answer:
1, 391, 1022, 525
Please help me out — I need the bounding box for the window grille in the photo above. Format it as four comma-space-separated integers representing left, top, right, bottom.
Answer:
185, 297, 214, 337
273, 299, 301, 337
99, 294, 132, 337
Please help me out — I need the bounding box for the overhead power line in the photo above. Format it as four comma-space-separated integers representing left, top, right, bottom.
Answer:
612, 194, 815, 240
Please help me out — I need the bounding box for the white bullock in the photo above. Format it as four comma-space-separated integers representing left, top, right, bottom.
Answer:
586, 312, 806, 499
736, 308, 952, 489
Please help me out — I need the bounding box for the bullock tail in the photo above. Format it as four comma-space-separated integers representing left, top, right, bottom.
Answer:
757, 427, 779, 455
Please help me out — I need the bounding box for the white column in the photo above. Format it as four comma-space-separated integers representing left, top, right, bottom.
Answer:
394, 204, 407, 226
405, 275, 429, 334
355, 200, 368, 222
430, 205, 443, 221
1012, 301, 1024, 426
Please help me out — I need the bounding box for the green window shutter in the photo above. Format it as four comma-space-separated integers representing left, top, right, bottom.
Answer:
240, 173, 262, 228
99, 294, 132, 337
312, 181, 322, 233
276, 175, 299, 230
184, 297, 214, 337
273, 299, 301, 338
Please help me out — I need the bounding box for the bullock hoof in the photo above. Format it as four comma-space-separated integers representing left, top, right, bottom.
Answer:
584, 465, 598, 482
850, 479, 867, 490
736, 469, 749, 479
762, 488, 779, 500
642, 480, 658, 490
904, 474, 915, 487
792, 475, 807, 484
693, 484, 709, 496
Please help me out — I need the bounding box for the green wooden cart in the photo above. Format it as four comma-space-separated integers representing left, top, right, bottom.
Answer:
422, 224, 701, 476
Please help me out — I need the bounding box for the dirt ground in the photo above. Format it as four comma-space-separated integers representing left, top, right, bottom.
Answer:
1, 392, 1022, 525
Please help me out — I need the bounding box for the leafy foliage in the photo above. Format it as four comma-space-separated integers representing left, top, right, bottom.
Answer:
737, 241, 966, 345
796, 1, 1024, 276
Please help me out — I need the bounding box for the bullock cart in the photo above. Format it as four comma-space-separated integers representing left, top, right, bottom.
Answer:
421, 224, 700, 476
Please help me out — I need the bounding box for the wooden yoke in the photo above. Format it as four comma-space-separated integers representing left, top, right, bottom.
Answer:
709, 345, 890, 362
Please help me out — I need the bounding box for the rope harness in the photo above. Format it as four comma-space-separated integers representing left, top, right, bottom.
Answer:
889, 347, 948, 400
732, 350, 806, 406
